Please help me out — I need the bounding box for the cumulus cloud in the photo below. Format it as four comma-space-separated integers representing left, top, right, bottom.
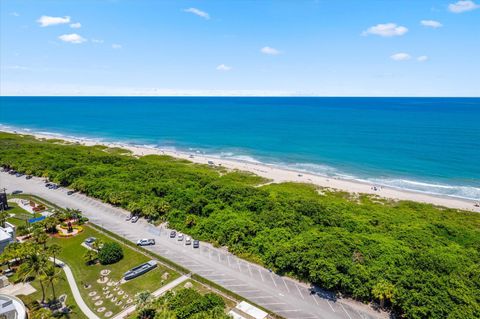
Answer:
58, 33, 86, 44
448, 0, 479, 13
421, 20, 442, 28
390, 53, 411, 61
184, 8, 210, 19
111, 44, 122, 49
216, 64, 232, 71
91, 39, 104, 44
261, 46, 281, 55
70, 22, 81, 29
417, 56, 429, 62
37, 15, 71, 27
362, 23, 408, 37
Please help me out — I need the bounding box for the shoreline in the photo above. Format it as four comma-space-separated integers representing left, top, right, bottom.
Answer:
2, 128, 479, 213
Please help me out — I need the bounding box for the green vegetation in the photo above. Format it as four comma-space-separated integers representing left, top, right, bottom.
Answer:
97, 242, 124, 265
1, 132, 480, 318
49, 225, 180, 315
131, 288, 230, 319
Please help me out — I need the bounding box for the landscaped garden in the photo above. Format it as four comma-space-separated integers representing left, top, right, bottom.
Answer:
49, 225, 180, 317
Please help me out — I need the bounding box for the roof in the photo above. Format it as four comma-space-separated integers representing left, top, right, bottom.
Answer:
228, 301, 268, 319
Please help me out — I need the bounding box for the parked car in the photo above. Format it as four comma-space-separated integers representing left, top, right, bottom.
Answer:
45, 183, 52, 187
84, 237, 96, 245
177, 234, 184, 241
52, 184, 59, 189
12, 190, 23, 195
169, 231, 176, 238
67, 190, 75, 195
3, 269, 14, 277
131, 215, 139, 223
125, 214, 133, 221
26, 175, 32, 179
193, 240, 200, 248
15, 173, 24, 177
185, 236, 192, 245
9, 170, 16, 175
137, 239, 155, 246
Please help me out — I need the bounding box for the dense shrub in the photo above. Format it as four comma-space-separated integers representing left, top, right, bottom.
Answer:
1, 132, 480, 318
98, 242, 123, 265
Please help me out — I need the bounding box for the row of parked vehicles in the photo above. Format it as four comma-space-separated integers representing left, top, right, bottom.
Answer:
170, 230, 200, 248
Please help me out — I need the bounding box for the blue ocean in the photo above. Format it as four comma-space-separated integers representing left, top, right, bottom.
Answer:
1, 97, 479, 200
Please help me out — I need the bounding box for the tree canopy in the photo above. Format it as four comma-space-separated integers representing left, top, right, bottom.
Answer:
1, 132, 479, 318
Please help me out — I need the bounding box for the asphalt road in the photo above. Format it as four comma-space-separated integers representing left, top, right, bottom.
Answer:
1, 172, 385, 319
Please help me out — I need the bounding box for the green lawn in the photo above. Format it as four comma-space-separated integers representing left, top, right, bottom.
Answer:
49, 225, 179, 316
5, 202, 40, 227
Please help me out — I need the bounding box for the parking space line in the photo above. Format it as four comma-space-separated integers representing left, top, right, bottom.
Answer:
258, 268, 265, 281
296, 284, 305, 299
311, 294, 319, 305
269, 272, 278, 287
261, 302, 286, 306
247, 263, 253, 277
340, 303, 352, 319
223, 284, 249, 287
234, 290, 262, 293
282, 278, 290, 292
326, 300, 335, 312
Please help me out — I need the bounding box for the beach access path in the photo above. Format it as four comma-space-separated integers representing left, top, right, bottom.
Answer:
2, 172, 387, 319
50, 257, 100, 319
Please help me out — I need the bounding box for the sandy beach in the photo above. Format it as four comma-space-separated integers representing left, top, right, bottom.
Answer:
2, 128, 479, 213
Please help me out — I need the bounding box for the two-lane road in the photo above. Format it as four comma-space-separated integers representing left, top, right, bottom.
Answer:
1, 172, 385, 319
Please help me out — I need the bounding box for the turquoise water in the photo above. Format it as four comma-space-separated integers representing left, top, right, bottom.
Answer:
1, 97, 479, 200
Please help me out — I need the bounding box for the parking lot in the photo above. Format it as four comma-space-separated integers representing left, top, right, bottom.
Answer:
1, 172, 386, 319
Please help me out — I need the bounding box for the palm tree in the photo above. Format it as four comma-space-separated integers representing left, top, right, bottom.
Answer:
48, 244, 62, 266
18, 252, 49, 303
135, 290, 152, 308
0, 210, 9, 227
45, 265, 63, 302
372, 280, 395, 308
83, 249, 98, 265
30, 308, 52, 319
32, 228, 49, 250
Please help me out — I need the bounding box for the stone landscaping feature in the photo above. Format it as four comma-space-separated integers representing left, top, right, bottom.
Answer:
104, 311, 113, 318
89, 291, 97, 297
184, 281, 193, 289
97, 307, 106, 313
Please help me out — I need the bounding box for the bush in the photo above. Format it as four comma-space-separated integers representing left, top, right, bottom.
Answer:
98, 242, 124, 265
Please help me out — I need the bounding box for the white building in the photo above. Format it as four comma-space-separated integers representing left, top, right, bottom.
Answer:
0, 222, 16, 254
0, 294, 27, 319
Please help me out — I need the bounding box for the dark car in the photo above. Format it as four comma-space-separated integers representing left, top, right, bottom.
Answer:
67, 190, 75, 195
26, 175, 32, 179
12, 190, 23, 195
125, 214, 133, 221
9, 170, 16, 175
193, 240, 200, 248
170, 231, 176, 238
45, 183, 52, 187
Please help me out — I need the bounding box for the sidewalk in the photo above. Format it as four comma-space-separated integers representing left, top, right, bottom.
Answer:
50, 257, 100, 319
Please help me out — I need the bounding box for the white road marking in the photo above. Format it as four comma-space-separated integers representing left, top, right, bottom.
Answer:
258, 268, 265, 281
340, 303, 352, 319
296, 284, 305, 299
282, 278, 290, 292
247, 263, 253, 277
311, 294, 319, 305
270, 272, 278, 287
326, 300, 335, 312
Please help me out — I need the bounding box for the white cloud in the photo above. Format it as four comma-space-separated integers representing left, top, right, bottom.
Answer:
92, 39, 104, 44
10, 12, 20, 17
448, 0, 479, 13
58, 33, 86, 44
421, 20, 442, 28
112, 44, 122, 49
216, 64, 232, 71
70, 22, 81, 29
390, 53, 411, 61
362, 23, 408, 37
37, 15, 71, 27
417, 55, 429, 62
261, 46, 281, 55
184, 8, 210, 20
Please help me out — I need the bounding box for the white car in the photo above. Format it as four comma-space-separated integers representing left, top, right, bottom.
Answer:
185, 236, 191, 245
177, 234, 184, 241
137, 239, 155, 246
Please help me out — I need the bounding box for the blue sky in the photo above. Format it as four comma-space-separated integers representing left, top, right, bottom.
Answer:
1, 0, 479, 96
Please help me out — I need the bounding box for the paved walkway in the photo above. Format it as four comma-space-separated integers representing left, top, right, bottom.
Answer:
112, 275, 190, 319
50, 257, 100, 319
